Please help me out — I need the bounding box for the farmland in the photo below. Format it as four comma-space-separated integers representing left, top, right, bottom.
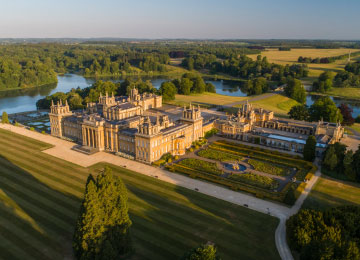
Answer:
247, 48, 360, 79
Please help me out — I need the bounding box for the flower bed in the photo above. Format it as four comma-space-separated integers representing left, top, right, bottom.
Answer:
228, 173, 279, 190
248, 159, 291, 176
178, 158, 222, 176
198, 148, 242, 162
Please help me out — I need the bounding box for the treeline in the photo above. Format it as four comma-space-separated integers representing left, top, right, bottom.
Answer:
287, 206, 360, 260
288, 96, 343, 123
322, 142, 360, 182
182, 54, 308, 97
313, 61, 360, 91
36, 73, 216, 108
0, 58, 57, 90
297, 51, 360, 64
159, 73, 216, 101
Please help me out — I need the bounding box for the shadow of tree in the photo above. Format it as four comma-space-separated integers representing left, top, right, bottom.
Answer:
0, 155, 83, 260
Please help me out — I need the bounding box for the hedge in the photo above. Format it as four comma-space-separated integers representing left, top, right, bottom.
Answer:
198, 148, 242, 162
248, 159, 291, 176
228, 173, 279, 190
166, 164, 288, 203
178, 158, 222, 176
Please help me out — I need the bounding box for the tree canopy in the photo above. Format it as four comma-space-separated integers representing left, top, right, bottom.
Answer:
303, 135, 316, 162
287, 206, 360, 260
284, 78, 306, 104
73, 167, 132, 259
308, 96, 343, 123
1, 111, 9, 124
181, 243, 221, 260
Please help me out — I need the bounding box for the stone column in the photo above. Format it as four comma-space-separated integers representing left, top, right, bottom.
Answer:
86, 128, 90, 147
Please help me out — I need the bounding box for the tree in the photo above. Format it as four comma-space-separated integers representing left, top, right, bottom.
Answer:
73, 167, 132, 259
1, 111, 9, 124
343, 150, 356, 181
181, 244, 221, 260
284, 78, 306, 104
312, 71, 335, 93
303, 135, 316, 162
288, 104, 310, 121
205, 82, 216, 93
309, 96, 343, 123
159, 81, 177, 101
353, 145, 360, 182
179, 78, 193, 95
323, 146, 338, 171
193, 77, 206, 93
338, 104, 354, 126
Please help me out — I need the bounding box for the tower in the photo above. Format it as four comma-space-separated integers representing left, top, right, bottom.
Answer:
49, 99, 72, 137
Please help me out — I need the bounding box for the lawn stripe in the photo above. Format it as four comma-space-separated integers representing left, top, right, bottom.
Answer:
0, 232, 35, 260
0, 214, 64, 260
0, 173, 78, 221
0, 160, 80, 209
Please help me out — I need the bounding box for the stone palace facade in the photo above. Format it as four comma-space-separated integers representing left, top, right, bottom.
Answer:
215, 101, 344, 156
50, 90, 344, 162
49, 88, 209, 163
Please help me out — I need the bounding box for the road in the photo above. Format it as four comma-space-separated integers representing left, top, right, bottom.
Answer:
0, 123, 321, 260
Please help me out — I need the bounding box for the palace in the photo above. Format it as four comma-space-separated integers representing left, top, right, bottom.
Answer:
49, 88, 208, 163
49, 91, 344, 162
215, 101, 344, 156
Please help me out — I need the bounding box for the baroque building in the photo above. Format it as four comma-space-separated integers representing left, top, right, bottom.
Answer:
49, 89, 208, 163
215, 101, 344, 156
50, 92, 344, 161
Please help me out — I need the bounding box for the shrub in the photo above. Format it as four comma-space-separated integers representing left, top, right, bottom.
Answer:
1, 111, 9, 124
194, 145, 200, 149
198, 148, 242, 162
167, 158, 172, 163
152, 159, 166, 167
228, 173, 279, 190
30, 127, 35, 131
178, 158, 222, 176
14, 122, 19, 126
248, 159, 291, 176
41, 130, 45, 134
189, 148, 194, 152
174, 155, 179, 160
204, 128, 218, 139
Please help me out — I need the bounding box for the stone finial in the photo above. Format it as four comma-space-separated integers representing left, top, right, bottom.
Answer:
60, 99, 63, 106
65, 99, 69, 106
51, 100, 54, 106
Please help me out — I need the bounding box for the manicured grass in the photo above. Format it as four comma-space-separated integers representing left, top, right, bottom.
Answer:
178, 158, 222, 176
0, 128, 280, 260
248, 159, 291, 176
234, 94, 299, 117
228, 173, 279, 190
198, 148, 242, 162
247, 48, 360, 79
302, 175, 360, 210
311, 87, 360, 99
349, 123, 360, 133
165, 92, 247, 107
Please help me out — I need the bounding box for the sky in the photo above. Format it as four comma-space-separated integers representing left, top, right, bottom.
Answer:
0, 0, 359, 40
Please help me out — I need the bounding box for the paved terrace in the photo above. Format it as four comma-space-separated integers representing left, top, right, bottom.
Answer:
0, 123, 322, 260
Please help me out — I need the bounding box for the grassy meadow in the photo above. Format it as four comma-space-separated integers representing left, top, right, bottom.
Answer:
311, 87, 360, 99
165, 92, 247, 107
0, 128, 280, 260
247, 48, 360, 79
234, 94, 299, 117
302, 175, 360, 210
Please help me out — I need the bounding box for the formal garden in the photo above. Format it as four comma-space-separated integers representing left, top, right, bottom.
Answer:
166, 139, 317, 205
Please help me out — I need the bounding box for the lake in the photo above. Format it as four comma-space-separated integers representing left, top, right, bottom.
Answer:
0, 74, 247, 114
0, 74, 358, 118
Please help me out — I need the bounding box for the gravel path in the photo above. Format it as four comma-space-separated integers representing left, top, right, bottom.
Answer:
0, 123, 321, 260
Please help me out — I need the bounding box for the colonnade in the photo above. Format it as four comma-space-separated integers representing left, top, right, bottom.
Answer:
82, 127, 98, 148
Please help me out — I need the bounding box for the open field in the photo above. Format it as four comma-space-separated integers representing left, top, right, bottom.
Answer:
311, 87, 360, 99
302, 175, 360, 210
165, 92, 247, 107
247, 48, 360, 79
0, 128, 280, 260
349, 123, 360, 133
234, 94, 299, 117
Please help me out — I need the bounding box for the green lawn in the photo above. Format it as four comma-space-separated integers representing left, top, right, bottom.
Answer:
233, 94, 299, 117
0, 128, 280, 260
311, 88, 360, 100
302, 175, 360, 210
